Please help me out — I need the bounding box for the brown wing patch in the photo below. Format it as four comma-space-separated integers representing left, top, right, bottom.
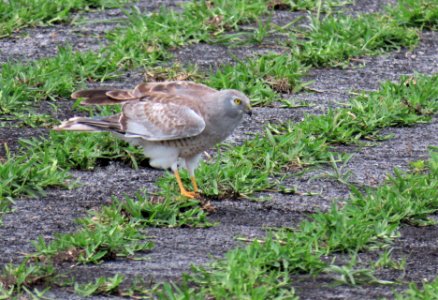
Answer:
71, 89, 113, 100
106, 90, 137, 100
71, 81, 216, 106
132, 83, 153, 97
119, 99, 205, 141
72, 89, 138, 106
145, 81, 217, 98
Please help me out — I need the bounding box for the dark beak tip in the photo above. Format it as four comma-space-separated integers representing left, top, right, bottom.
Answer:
247, 110, 253, 117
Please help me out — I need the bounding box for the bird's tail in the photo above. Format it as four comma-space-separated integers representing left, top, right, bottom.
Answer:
53, 116, 121, 132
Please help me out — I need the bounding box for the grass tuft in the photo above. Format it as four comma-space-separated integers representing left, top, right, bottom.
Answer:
21, 131, 144, 170
395, 277, 438, 300
207, 53, 308, 106
74, 274, 124, 297
0, 261, 55, 296
0, 144, 70, 200
0, 0, 127, 37
31, 206, 153, 264
161, 149, 438, 298
158, 74, 438, 199
290, 14, 419, 67
116, 191, 213, 228
389, 0, 438, 30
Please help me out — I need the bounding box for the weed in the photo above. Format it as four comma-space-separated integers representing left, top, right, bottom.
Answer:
27, 188, 210, 264
0, 0, 425, 123
395, 277, 438, 299
159, 74, 438, 199
290, 14, 419, 67
21, 131, 144, 170
0, 197, 13, 226
325, 255, 393, 286
0, 47, 121, 117
0, 0, 127, 37
311, 153, 354, 185
31, 206, 153, 264
144, 64, 202, 82
183, 0, 269, 32
389, 0, 438, 30
0, 261, 55, 296
115, 191, 213, 228
160, 149, 438, 298
373, 248, 406, 271
74, 274, 124, 297
0, 144, 70, 200
207, 53, 308, 106
268, 0, 351, 12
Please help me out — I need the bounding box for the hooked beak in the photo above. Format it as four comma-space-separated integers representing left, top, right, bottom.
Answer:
246, 105, 253, 117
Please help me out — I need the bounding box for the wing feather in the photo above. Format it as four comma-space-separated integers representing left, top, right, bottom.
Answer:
133, 81, 217, 99
120, 101, 205, 141
67, 81, 213, 141
71, 81, 216, 105
72, 89, 139, 105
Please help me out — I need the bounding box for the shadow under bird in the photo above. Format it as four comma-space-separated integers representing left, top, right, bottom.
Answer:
55, 81, 252, 198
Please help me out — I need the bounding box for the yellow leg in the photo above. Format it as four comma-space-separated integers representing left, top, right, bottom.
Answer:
174, 169, 197, 198
190, 176, 199, 193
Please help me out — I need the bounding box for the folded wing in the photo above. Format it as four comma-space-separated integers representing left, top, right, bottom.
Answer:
120, 101, 205, 141
72, 81, 217, 106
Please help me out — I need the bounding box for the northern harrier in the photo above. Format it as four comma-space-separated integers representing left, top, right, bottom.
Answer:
55, 81, 252, 198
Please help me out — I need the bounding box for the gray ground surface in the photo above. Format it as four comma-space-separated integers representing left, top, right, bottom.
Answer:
0, 0, 187, 64
1, 1, 438, 299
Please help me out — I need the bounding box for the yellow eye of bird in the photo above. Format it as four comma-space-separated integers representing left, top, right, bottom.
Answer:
234, 98, 241, 105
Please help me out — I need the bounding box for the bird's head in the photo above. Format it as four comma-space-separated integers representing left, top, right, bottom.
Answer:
214, 89, 252, 119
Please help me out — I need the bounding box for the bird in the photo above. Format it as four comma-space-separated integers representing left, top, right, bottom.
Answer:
54, 81, 252, 198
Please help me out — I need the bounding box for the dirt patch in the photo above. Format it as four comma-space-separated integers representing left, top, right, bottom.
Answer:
345, 0, 397, 15
346, 117, 438, 186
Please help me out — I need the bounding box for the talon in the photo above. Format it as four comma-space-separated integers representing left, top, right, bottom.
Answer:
180, 191, 199, 199
174, 169, 199, 199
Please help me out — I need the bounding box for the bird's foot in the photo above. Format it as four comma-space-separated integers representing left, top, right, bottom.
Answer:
180, 190, 199, 199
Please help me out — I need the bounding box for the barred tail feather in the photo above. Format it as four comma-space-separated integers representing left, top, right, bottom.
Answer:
54, 117, 121, 132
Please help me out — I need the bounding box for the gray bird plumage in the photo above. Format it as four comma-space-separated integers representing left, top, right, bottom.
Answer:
55, 81, 252, 198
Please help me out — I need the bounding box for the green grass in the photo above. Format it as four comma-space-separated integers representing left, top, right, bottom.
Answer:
1, 72, 436, 221
0, 0, 426, 124
0, 186, 211, 297
74, 274, 124, 297
29, 190, 210, 264
0, 260, 55, 297
31, 207, 153, 264
395, 277, 438, 300
272, 0, 351, 12
1, 1, 437, 298
389, 0, 438, 30
0, 0, 273, 124
158, 74, 438, 199
290, 14, 419, 67
206, 53, 308, 106
21, 131, 143, 170
0, 131, 143, 214
5, 147, 436, 297
116, 191, 213, 228
0, 144, 70, 200
0, 192, 211, 297
0, 0, 128, 37
159, 148, 438, 299
0, 47, 123, 127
